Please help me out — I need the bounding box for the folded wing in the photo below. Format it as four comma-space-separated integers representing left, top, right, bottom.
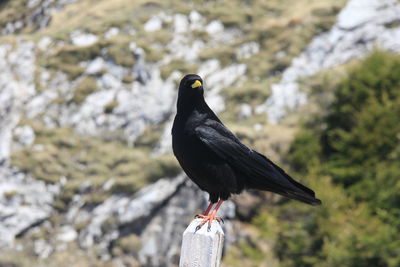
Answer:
195, 120, 321, 206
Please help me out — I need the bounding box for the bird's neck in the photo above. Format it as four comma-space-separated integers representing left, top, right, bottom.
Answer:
176, 96, 220, 124
177, 95, 208, 116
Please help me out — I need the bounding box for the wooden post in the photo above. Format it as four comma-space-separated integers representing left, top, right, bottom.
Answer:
179, 218, 225, 267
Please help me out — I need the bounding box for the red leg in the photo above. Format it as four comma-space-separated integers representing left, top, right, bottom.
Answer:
203, 202, 214, 216
196, 200, 224, 230
195, 202, 214, 219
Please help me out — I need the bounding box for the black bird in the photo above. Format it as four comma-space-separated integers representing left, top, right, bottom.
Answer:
172, 74, 321, 228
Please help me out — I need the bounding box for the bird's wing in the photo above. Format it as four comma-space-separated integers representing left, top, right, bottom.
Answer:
194, 120, 317, 197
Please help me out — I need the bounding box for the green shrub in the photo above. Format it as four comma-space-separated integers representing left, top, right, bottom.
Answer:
274, 51, 400, 266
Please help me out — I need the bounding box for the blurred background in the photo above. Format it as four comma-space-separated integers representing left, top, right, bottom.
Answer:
0, 0, 399, 266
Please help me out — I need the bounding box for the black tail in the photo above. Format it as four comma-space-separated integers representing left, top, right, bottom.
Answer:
258, 153, 322, 206
283, 173, 322, 206
280, 190, 322, 206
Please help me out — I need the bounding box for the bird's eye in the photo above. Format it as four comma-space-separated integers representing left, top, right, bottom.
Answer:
191, 80, 202, 88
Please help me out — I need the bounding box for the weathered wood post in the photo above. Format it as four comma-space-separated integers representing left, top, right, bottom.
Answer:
179, 218, 225, 267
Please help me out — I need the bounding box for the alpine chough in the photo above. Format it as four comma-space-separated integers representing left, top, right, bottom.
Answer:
172, 74, 321, 228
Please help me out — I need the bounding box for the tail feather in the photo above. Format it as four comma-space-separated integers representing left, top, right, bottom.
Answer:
282, 190, 322, 206
254, 152, 322, 206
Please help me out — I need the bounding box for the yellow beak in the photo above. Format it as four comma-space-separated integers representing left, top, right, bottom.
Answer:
191, 80, 202, 88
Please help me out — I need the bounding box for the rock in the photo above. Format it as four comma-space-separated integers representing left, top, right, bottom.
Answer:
1, 0, 75, 35
174, 14, 189, 33
13, 125, 35, 147
37, 36, 52, 51
237, 42, 260, 59
85, 57, 106, 74
189, 11, 205, 31
71, 174, 235, 266
56, 226, 78, 243
257, 0, 400, 123
204, 63, 246, 113
132, 48, 151, 85
104, 27, 120, 39
239, 103, 252, 119
144, 16, 163, 32
34, 239, 53, 259
102, 179, 115, 191
0, 41, 36, 161
206, 20, 224, 35
70, 30, 99, 47
1, 1, 398, 265
0, 165, 61, 247
28, 0, 41, 8
337, 0, 385, 29
99, 73, 123, 90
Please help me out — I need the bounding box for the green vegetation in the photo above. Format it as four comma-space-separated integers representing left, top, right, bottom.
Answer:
196, 0, 346, 80
232, 51, 400, 266
199, 45, 238, 67
3, 190, 17, 199
4, 1, 395, 266
0, 0, 31, 32
113, 234, 142, 256
104, 99, 119, 113
42, 43, 102, 79
106, 35, 136, 67
72, 76, 98, 104
0, 243, 113, 267
160, 59, 198, 80
135, 124, 165, 148
223, 80, 271, 107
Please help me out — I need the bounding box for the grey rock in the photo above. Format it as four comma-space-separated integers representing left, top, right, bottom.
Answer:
28, 0, 42, 8
0, 166, 61, 247
237, 42, 260, 59
0, 41, 36, 161
71, 174, 235, 266
144, 16, 163, 32
13, 125, 35, 147
104, 27, 120, 39
85, 57, 106, 74
1, 0, 76, 36
189, 10, 205, 31
34, 238, 53, 259
132, 47, 151, 85
206, 20, 224, 35
56, 226, 78, 243
37, 36, 52, 51
238, 103, 252, 119
70, 30, 99, 47
174, 14, 189, 34
257, 0, 400, 123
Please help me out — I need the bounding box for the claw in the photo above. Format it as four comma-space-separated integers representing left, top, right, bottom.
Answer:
194, 210, 224, 231
195, 225, 201, 232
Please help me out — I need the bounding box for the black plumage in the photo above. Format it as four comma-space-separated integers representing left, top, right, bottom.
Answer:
172, 74, 321, 215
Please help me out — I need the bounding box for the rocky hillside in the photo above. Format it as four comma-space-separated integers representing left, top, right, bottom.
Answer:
0, 0, 399, 266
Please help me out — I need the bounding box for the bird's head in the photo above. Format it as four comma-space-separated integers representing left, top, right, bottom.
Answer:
177, 74, 204, 110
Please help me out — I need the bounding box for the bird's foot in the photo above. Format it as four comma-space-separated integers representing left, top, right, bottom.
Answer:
195, 212, 224, 232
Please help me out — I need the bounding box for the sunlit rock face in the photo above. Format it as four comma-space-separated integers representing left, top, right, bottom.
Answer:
0, 0, 399, 264
259, 0, 400, 123
0, 166, 61, 248
0, 41, 36, 161
65, 174, 235, 266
